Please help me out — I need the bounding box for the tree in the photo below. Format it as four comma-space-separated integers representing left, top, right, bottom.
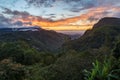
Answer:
113, 42, 120, 59
0, 59, 28, 80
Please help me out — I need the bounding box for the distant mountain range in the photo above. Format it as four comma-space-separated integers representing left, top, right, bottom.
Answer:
33, 17, 120, 80
0, 17, 120, 52
0, 26, 41, 32
0, 17, 120, 80
0, 27, 69, 51
57, 30, 85, 40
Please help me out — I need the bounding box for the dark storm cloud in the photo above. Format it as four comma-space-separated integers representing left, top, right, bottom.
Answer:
13, 21, 23, 26
2, 7, 53, 22
0, 14, 11, 23
25, 0, 81, 7
2, 7, 30, 17
25, 0, 56, 7
68, 0, 119, 12
25, 0, 96, 11
24, 0, 120, 14
0, 9, 33, 28
0, 14, 13, 28
0, 3, 120, 28
13, 21, 32, 26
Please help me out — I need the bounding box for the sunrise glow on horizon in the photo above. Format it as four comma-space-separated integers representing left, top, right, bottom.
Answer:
0, 0, 120, 31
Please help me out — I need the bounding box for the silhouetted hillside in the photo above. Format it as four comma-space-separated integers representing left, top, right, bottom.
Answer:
94, 17, 120, 28
63, 17, 120, 51
0, 27, 68, 51
0, 17, 120, 80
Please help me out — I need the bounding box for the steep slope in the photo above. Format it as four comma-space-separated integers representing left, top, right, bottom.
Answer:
30, 17, 120, 80
94, 17, 120, 28
63, 17, 120, 51
0, 27, 68, 51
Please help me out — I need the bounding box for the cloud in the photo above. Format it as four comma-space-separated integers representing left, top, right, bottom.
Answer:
24, 0, 120, 15
0, 9, 33, 28
0, 14, 12, 28
2, 7, 52, 21
1, 8, 86, 27
13, 21, 23, 26
2, 7, 30, 17
25, 0, 55, 7
0, 14, 10, 22
1, 6, 120, 30
13, 21, 32, 26
25, 0, 81, 7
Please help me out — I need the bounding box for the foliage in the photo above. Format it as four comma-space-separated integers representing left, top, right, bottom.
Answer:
0, 17, 120, 80
84, 57, 120, 80
0, 41, 56, 65
113, 41, 120, 59
0, 59, 28, 80
27, 50, 95, 80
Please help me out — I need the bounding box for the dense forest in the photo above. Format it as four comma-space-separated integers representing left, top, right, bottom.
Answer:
0, 17, 120, 80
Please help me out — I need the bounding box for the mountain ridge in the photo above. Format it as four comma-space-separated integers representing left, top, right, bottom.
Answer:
63, 17, 120, 51
0, 27, 69, 52
93, 17, 120, 28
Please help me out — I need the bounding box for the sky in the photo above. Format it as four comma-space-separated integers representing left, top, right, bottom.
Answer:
0, 0, 120, 31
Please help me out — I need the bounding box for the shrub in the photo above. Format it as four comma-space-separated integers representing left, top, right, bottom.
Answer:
84, 57, 120, 80
0, 59, 28, 80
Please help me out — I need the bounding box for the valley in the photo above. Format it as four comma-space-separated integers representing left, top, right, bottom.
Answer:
0, 17, 120, 80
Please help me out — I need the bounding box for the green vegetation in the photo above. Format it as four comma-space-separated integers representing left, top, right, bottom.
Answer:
0, 29, 68, 52
84, 57, 120, 80
0, 18, 120, 80
0, 41, 58, 80
0, 59, 27, 80
0, 41, 57, 66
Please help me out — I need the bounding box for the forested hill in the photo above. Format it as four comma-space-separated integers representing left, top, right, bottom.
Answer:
0, 27, 69, 51
0, 17, 120, 80
63, 17, 120, 51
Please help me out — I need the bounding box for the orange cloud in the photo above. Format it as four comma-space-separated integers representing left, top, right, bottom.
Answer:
16, 15, 88, 27
13, 6, 120, 30
44, 25, 92, 31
